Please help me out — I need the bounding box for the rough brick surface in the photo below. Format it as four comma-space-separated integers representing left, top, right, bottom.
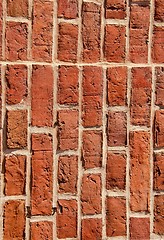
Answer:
153, 153, 164, 191
152, 26, 164, 63
130, 218, 150, 240
31, 222, 53, 240
105, 0, 126, 19
154, 110, 164, 148
57, 0, 78, 19
7, 0, 28, 17
82, 218, 102, 239
154, 195, 164, 235
154, 0, 164, 22
155, 67, 164, 106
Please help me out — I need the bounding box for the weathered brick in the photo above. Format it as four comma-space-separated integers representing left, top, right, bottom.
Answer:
31, 133, 53, 151
57, 110, 78, 151
57, 0, 78, 19
82, 130, 102, 169
130, 131, 150, 212
155, 67, 164, 106
152, 26, 164, 63
154, 110, 164, 148
57, 200, 77, 238
130, 67, 152, 126
4, 155, 26, 196
82, 218, 102, 239
58, 23, 78, 62
81, 174, 101, 215
82, 2, 101, 62
7, 110, 27, 149
153, 153, 164, 191
155, 0, 164, 22
106, 197, 126, 237
105, 0, 126, 19
154, 195, 164, 235
7, 0, 28, 17
107, 112, 127, 147
6, 22, 28, 61
58, 155, 78, 194
6, 65, 27, 105
57, 66, 79, 105
104, 25, 126, 62
107, 67, 127, 106
32, 0, 53, 62
0, 2, 2, 59
3, 200, 25, 240
106, 152, 126, 190
130, 218, 150, 240
31, 65, 53, 127
31, 221, 53, 240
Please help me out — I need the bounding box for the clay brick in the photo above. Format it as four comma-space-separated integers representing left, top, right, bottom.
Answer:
4, 155, 26, 196
58, 23, 78, 62
31, 65, 53, 127
154, 110, 164, 148
31, 221, 53, 240
104, 25, 126, 62
6, 22, 28, 61
7, 110, 27, 149
31, 134, 53, 151
106, 197, 126, 237
130, 131, 150, 212
130, 218, 150, 240
105, 0, 126, 19
82, 218, 102, 239
82, 2, 101, 62
57, 200, 77, 238
153, 153, 164, 191
58, 155, 78, 194
57, 110, 78, 151
3, 200, 25, 240
7, 0, 28, 17
130, 5, 150, 29
6, 65, 27, 105
57, 66, 79, 105
107, 67, 127, 106
82, 130, 102, 169
107, 112, 127, 147
154, 195, 164, 235
106, 152, 126, 190
155, 67, 164, 106
32, 0, 53, 62
31, 151, 53, 215
152, 26, 164, 63
130, 67, 152, 126
155, 0, 164, 22
81, 174, 101, 215
57, 0, 78, 19
0, 2, 2, 59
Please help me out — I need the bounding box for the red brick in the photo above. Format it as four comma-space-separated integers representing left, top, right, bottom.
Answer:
57, 200, 77, 238
107, 112, 127, 147
153, 153, 164, 191
58, 23, 78, 62
130, 67, 152, 126
154, 195, 164, 235
82, 2, 101, 62
4, 155, 26, 196
155, 67, 164, 106
31, 151, 53, 215
107, 67, 127, 106
7, 110, 27, 149
82, 218, 102, 239
82, 95, 102, 127
7, 0, 28, 17
32, 0, 53, 62
0, 67, 2, 126
31, 221, 53, 240
130, 131, 150, 212
130, 218, 150, 240
57, 66, 79, 105
105, 0, 126, 19
81, 174, 101, 215
155, 0, 164, 22
106, 152, 126, 190
6, 22, 28, 61
106, 197, 126, 237
31, 134, 53, 151
152, 26, 164, 63
82, 130, 102, 169
57, 110, 78, 151
130, 5, 150, 29
57, 0, 78, 19
6, 65, 27, 105
58, 155, 78, 194
154, 110, 164, 148
31, 65, 53, 127
0, 2, 2, 59
104, 25, 126, 62
3, 200, 25, 240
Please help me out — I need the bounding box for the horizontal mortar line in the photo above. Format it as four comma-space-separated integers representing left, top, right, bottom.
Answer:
154, 148, 164, 153
30, 216, 54, 222
81, 126, 103, 131
129, 212, 150, 218
107, 146, 127, 151
56, 150, 78, 156
3, 149, 30, 156
6, 104, 28, 110
84, 167, 103, 174
154, 105, 160, 111
129, 125, 150, 132
153, 191, 164, 196
106, 190, 126, 197
151, 233, 164, 239
105, 19, 127, 25
56, 105, 79, 111
107, 106, 128, 112
154, 21, 164, 27
56, 238, 77, 240
81, 214, 102, 220
58, 18, 78, 25
30, 127, 54, 134
2, 195, 26, 201
6, 16, 30, 23
57, 194, 78, 200
107, 237, 126, 240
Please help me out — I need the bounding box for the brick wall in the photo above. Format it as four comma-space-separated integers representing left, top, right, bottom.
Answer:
0, 0, 164, 239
